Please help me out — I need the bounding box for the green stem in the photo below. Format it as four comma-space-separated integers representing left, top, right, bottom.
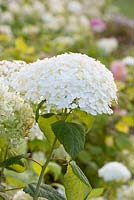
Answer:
0, 145, 9, 183
33, 137, 57, 200
27, 158, 43, 167
35, 100, 46, 122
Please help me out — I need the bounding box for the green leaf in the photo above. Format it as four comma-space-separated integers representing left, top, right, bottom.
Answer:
45, 162, 62, 181
0, 154, 26, 173
64, 164, 91, 200
86, 188, 104, 199
41, 113, 55, 118
70, 161, 91, 187
24, 183, 66, 200
73, 109, 94, 131
51, 120, 85, 158
35, 100, 46, 122
38, 115, 60, 147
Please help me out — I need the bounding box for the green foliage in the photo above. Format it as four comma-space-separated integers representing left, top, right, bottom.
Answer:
0, 154, 25, 168
72, 109, 94, 132
86, 188, 104, 199
70, 161, 91, 187
24, 183, 66, 200
64, 163, 91, 200
38, 115, 60, 148
51, 120, 85, 158
0, 154, 26, 173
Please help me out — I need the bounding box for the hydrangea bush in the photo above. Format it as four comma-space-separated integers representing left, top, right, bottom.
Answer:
0, 53, 117, 200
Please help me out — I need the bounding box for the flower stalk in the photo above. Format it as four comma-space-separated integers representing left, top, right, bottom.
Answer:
33, 137, 57, 200
0, 145, 9, 183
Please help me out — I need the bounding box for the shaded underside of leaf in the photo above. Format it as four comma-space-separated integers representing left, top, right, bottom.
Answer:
24, 183, 66, 200
51, 120, 85, 158
0, 154, 26, 172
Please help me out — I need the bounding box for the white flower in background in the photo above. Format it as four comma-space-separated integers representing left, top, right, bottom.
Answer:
91, 198, 105, 200
13, 190, 33, 200
68, 1, 83, 14
0, 78, 34, 146
97, 38, 118, 55
22, 26, 39, 35
98, 162, 131, 182
65, 15, 89, 33
32, 1, 45, 14
8, 1, 21, 14
48, 0, 65, 13
22, 4, 34, 15
53, 36, 75, 46
29, 123, 44, 140
11, 53, 117, 115
0, 11, 14, 23
0, 25, 12, 36
122, 56, 134, 66
116, 182, 134, 200
42, 13, 65, 30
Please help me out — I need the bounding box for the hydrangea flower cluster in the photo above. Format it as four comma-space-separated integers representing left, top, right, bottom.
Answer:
97, 38, 118, 55
0, 78, 34, 146
122, 56, 134, 66
0, 0, 113, 36
11, 53, 117, 115
98, 162, 131, 182
0, 60, 26, 82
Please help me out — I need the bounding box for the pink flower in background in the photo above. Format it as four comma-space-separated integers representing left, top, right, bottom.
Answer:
114, 106, 127, 116
90, 18, 106, 32
110, 60, 128, 81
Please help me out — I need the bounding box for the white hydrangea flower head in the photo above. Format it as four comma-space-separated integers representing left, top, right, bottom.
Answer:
122, 56, 134, 66
11, 53, 117, 115
97, 38, 118, 55
13, 190, 33, 200
98, 162, 131, 182
0, 25, 12, 36
0, 60, 26, 81
0, 78, 34, 146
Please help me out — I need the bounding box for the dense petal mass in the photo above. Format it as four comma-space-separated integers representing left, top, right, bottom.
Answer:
11, 53, 117, 115
0, 78, 34, 146
0, 60, 26, 78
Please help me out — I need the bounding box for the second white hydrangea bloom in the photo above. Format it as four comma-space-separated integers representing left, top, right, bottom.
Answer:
98, 162, 131, 182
